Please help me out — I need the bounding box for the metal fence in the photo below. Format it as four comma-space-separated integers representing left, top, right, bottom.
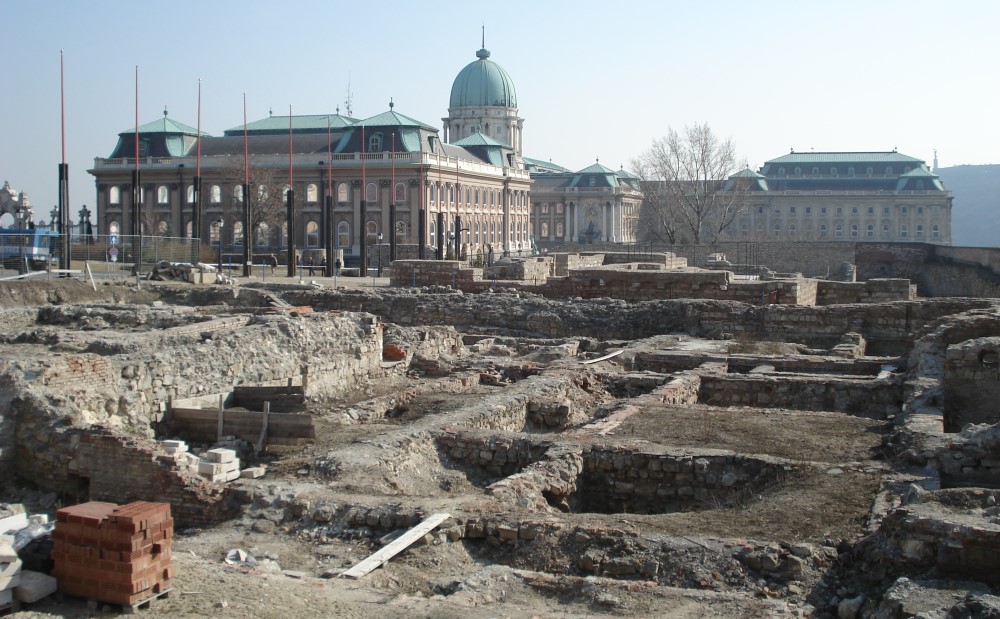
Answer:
0, 233, 202, 277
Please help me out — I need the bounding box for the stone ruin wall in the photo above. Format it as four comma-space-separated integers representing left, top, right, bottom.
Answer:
289, 289, 987, 357
697, 374, 902, 418
943, 336, 1000, 432
0, 310, 390, 486
389, 259, 921, 307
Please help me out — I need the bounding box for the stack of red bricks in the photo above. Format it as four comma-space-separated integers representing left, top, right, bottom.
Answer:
51, 501, 174, 607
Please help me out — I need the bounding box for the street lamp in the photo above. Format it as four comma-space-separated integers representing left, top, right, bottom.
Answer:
213, 219, 224, 273
377, 231, 383, 276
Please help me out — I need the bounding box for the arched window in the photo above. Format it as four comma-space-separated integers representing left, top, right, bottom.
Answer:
541, 221, 549, 237
490, 221, 496, 242
835, 223, 843, 237
186, 185, 194, 203
556, 221, 564, 237
337, 221, 350, 247
109, 221, 120, 236
475, 221, 480, 244
365, 182, 378, 204
185, 221, 193, 238
883, 223, 891, 238
209, 220, 221, 243
900, 224, 908, 238
281, 222, 288, 247
395, 220, 406, 238
256, 222, 270, 247
281, 185, 290, 201
465, 187, 471, 205
819, 224, 828, 237
233, 185, 243, 201
475, 188, 480, 206
811, 167, 820, 176
366, 220, 378, 242
157, 220, 168, 235
885, 166, 893, 175
778, 167, 786, 176
794, 167, 802, 176
866, 167, 874, 176
867, 224, 875, 237
337, 182, 349, 203
369, 132, 383, 152
306, 221, 319, 247
394, 182, 406, 204
157, 185, 169, 204
773, 222, 781, 235
916, 224, 924, 237
851, 224, 859, 237
233, 221, 244, 245
848, 167, 855, 176
429, 184, 437, 204
429, 220, 436, 245
109, 186, 121, 205
932, 224, 940, 238
306, 183, 318, 203
210, 185, 221, 203
831, 167, 838, 176
789, 223, 797, 235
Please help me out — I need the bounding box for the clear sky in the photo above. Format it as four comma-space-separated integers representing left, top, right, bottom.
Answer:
3, 0, 998, 222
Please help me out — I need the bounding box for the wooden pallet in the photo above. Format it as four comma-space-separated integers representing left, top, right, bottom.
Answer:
120, 588, 173, 614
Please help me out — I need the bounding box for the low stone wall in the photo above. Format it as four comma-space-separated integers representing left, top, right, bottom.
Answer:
578, 445, 797, 514
483, 257, 552, 283
434, 431, 550, 483
389, 260, 479, 288
698, 374, 902, 418
815, 279, 915, 305
937, 426, 1000, 488
943, 337, 1000, 432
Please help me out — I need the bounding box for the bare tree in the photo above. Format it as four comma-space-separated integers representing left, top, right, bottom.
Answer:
632, 123, 749, 245
220, 157, 287, 248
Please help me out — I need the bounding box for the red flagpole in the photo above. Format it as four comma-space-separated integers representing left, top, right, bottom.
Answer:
196, 79, 202, 176
60, 51, 66, 165
243, 93, 249, 186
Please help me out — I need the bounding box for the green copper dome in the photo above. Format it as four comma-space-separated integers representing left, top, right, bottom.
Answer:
449, 48, 517, 109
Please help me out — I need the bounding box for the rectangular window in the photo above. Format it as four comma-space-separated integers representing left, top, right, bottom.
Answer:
757, 206, 764, 215
901, 206, 909, 215
852, 207, 858, 214
917, 207, 924, 215
773, 208, 781, 214
883, 207, 890, 215
805, 207, 812, 215
836, 207, 843, 215
789, 207, 796, 214
820, 207, 827, 215
868, 207, 874, 215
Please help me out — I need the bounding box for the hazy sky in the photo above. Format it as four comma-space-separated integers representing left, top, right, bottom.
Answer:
4, 0, 998, 221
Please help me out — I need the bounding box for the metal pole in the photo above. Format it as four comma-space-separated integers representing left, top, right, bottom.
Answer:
286, 188, 296, 277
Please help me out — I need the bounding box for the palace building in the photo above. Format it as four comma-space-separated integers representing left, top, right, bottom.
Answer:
719, 150, 953, 244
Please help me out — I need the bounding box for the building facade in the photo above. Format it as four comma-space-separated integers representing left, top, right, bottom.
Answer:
720, 151, 953, 244
527, 160, 642, 247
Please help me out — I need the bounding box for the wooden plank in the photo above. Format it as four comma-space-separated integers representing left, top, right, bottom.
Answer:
217, 395, 224, 440
256, 402, 270, 454
581, 349, 624, 365
171, 409, 313, 427
342, 513, 450, 580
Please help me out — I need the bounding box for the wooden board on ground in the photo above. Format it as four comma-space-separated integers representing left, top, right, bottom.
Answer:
341, 513, 450, 579
582, 349, 624, 365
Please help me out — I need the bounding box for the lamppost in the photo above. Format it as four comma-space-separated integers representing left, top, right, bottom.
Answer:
78, 205, 91, 241
50, 207, 58, 232
213, 219, 224, 273
377, 231, 383, 276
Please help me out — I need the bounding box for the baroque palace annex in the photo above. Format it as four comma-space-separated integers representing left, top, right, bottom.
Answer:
87, 43, 643, 266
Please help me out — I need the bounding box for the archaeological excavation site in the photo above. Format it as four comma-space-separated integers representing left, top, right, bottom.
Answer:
4, 249, 1000, 618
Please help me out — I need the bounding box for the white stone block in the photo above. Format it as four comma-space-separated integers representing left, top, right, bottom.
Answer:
205, 448, 237, 463
0, 572, 21, 591
14, 570, 57, 603
198, 461, 224, 476
161, 440, 188, 454
240, 467, 266, 479
224, 468, 242, 482
0, 541, 16, 563
0, 512, 27, 535
0, 558, 21, 578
